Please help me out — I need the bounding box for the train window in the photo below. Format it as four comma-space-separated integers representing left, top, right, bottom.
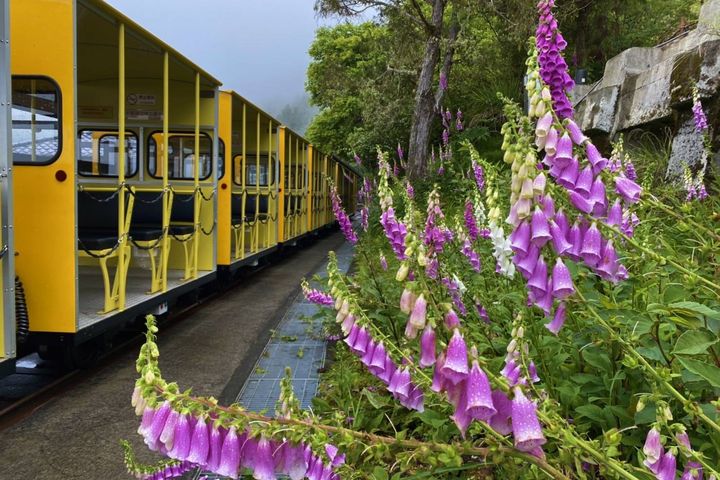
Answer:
217, 139, 225, 180
11, 76, 62, 165
77, 130, 138, 177
232, 154, 274, 187
147, 132, 213, 180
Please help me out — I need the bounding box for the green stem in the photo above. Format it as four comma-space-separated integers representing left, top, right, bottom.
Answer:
644, 195, 720, 243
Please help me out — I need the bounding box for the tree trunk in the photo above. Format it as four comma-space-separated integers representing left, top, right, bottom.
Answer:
407, 0, 447, 180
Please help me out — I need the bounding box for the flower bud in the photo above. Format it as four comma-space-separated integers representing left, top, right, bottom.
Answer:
396, 263, 409, 282
541, 87, 551, 101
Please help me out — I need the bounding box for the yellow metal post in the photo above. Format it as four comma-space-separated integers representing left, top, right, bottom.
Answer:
117, 23, 128, 309
307, 145, 314, 233
191, 71, 200, 279
240, 102, 246, 259
160, 51, 170, 291
278, 127, 286, 242
267, 120, 273, 247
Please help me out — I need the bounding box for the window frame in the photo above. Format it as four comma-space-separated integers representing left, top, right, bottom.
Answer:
77, 129, 139, 178
217, 138, 226, 180
11, 75, 63, 166
231, 153, 276, 187
146, 130, 215, 181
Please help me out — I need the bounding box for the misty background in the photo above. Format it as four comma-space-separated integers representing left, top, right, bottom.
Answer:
105, 0, 373, 134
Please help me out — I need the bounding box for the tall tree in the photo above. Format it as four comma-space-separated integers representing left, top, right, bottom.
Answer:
315, 0, 464, 178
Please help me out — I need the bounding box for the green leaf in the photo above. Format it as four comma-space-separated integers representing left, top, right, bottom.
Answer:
363, 388, 390, 409
677, 357, 720, 388
663, 284, 688, 304
372, 467, 389, 480
417, 409, 449, 428
672, 329, 718, 356
575, 404, 607, 425
583, 347, 613, 373
668, 302, 720, 320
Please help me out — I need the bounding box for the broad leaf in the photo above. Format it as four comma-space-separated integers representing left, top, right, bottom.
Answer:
677, 358, 720, 388
672, 329, 718, 356
669, 302, 720, 320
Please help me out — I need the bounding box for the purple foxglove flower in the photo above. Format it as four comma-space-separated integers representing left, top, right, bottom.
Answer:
183, 417, 207, 466
477, 304, 490, 324
606, 199, 622, 226
655, 451, 677, 480
360, 339, 376, 367
397, 143, 404, 161
409, 294, 427, 330
206, 424, 225, 473
551, 258, 574, 299
439, 72, 448, 91
345, 323, 359, 348
615, 176, 642, 204
536, 112, 553, 138
643, 428, 663, 466
510, 221, 531, 255
528, 361, 540, 383
352, 327, 370, 355
570, 188, 594, 215
252, 437, 275, 480
406, 384, 425, 412
549, 220, 572, 255
554, 132, 573, 167
388, 367, 411, 399
681, 461, 703, 480
431, 353, 446, 392
441, 329, 469, 385
378, 356, 396, 384
535, 283, 554, 316
501, 357, 522, 385
354, 153, 361, 165
533, 172, 547, 196
146, 402, 172, 445
379, 254, 388, 271
565, 120, 588, 145
528, 255, 548, 297
541, 195, 555, 220
341, 314, 355, 336
488, 390, 513, 435
160, 409, 180, 450
624, 159, 637, 181
546, 303, 566, 334
466, 360, 496, 421
325, 443, 345, 468
580, 222, 602, 265
589, 177, 608, 216
280, 442, 307, 480
555, 209, 569, 236
586, 143, 608, 173
575, 165, 593, 196
596, 240, 619, 280
139, 406, 155, 437
400, 289, 417, 314
513, 250, 536, 282
451, 387, 472, 437
531, 206, 551, 247
566, 220, 584, 262
675, 431, 692, 452
444, 309, 460, 329
368, 342, 387, 376
168, 413, 191, 461
419, 326, 436, 368
557, 156, 579, 188
404, 319, 419, 340
239, 433, 256, 471
511, 387, 547, 452
545, 127, 559, 156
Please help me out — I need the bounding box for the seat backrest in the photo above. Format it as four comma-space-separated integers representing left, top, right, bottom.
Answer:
78, 190, 119, 230
131, 191, 165, 226
171, 194, 195, 223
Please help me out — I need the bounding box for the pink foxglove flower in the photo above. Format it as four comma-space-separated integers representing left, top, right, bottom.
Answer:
441, 329, 469, 385
466, 360, 496, 421
511, 387, 546, 452
419, 326, 436, 368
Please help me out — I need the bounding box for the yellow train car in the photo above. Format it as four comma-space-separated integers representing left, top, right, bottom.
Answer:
10, 0, 221, 360
7, 0, 361, 365
0, 0, 15, 377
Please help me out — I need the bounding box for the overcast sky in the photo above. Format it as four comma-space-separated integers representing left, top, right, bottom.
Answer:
105, 0, 363, 116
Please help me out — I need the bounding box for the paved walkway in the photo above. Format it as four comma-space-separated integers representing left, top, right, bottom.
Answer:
0, 232, 347, 479
193, 241, 354, 479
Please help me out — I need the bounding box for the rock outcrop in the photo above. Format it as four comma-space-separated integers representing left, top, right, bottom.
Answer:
573, 0, 720, 179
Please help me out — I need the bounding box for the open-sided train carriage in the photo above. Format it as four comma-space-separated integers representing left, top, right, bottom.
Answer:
10, 0, 221, 361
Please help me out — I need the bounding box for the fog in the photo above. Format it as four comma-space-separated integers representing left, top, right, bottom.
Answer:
104, 0, 371, 133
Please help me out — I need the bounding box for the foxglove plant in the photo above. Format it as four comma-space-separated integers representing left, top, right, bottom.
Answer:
329, 180, 357, 245
684, 87, 710, 201
301, 279, 334, 307
128, 316, 345, 480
